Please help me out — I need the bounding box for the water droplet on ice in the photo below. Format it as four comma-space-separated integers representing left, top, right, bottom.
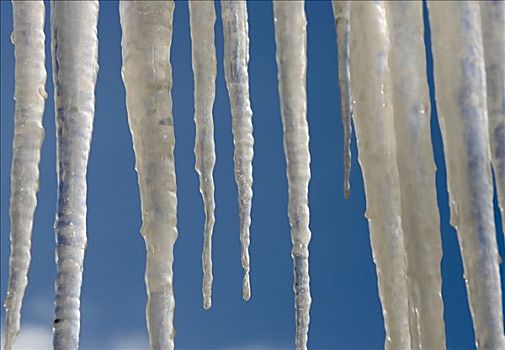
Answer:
38, 86, 48, 99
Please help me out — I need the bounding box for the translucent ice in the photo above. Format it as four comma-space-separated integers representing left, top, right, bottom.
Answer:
120, 2, 178, 349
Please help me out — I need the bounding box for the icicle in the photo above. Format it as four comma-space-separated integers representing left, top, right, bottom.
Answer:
188, 0, 217, 310
3, 2, 46, 350
386, 2, 445, 349
349, 3, 410, 349
331, 1, 352, 199
427, 2, 505, 348
273, 2, 312, 349
51, 1, 99, 349
119, 2, 178, 349
220, 0, 254, 302
481, 1, 505, 233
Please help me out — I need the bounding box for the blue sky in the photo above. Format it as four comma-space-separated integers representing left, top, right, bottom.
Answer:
1, 1, 504, 349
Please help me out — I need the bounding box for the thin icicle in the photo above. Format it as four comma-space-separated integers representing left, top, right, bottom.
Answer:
349, 3, 410, 349
331, 0, 352, 199
51, 1, 99, 349
189, 0, 217, 310
220, 0, 254, 302
386, 2, 445, 349
120, 2, 178, 349
428, 2, 505, 348
481, 1, 505, 233
273, 2, 312, 349
3, 2, 46, 349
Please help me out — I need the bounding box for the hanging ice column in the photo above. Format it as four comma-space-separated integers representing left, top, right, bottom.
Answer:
349, 2, 410, 349
331, 1, 352, 198
386, 2, 446, 349
273, 2, 312, 349
120, 2, 178, 349
480, 1, 505, 232
51, 1, 99, 349
428, 2, 505, 348
221, 0, 254, 301
189, 0, 217, 310
4, 2, 46, 350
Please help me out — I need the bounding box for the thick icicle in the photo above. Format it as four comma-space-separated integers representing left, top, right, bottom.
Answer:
51, 1, 99, 349
220, 0, 254, 301
273, 3, 312, 349
188, 0, 217, 310
3, 2, 46, 349
481, 1, 505, 232
386, 2, 445, 349
349, 3, 410, 349
331, 1, 352, 199
428, 2, 505, 348
120, 2, 178, 349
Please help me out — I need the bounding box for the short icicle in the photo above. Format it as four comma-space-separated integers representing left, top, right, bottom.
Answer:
220, 0, 254, 301
428, 2, 505, 348
480, 1, 505, 233
331, 0, 352, 199
119, 2, 178, 349
189, 0, 217, 310
386, 2, 445, 349
4, 2, 46, 349
273, 2, 312, 349
349, 2, 410, 349
51, 1, 99, 349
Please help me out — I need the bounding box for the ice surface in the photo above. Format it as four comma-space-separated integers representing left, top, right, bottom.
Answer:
4, 2, 46, 349
221, 0, 255, 302
480, 1, 505, 234
387, 2, 445, 348
332, 1, 353, 198
189, 0, 217, 311
428, 2, 505, 348
273, 2, 312, 349
120, 2, 178, 349
349, 2, 410, 349
51, 1, 99, 349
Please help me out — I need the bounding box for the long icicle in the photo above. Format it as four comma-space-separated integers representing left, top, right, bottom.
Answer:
273, 2, 312, 349
51, 1, 99, 349
480, 1, 505, 233
220, 0, 254, 302
427, 2, 505, 348
331, 0, 352, 199
119, 2, 178, 349
386, 2, 445, 349
188, 0, 217, 310
349, 2, 410, 349
3, 2, 46, 349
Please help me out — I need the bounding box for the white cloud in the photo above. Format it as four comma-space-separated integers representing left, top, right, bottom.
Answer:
1, 326, 151, 350
0, 324, 52, 350
1, 326, 277, 350
221, 344, 283, 350
107, 333, 149, 350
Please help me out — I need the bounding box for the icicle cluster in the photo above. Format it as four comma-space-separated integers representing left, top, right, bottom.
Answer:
4, 2, 46, 350
4, 1, 505, 350
386, 3, 445, 349
428, 2, 505, 348
221, 0, 255, 302
120, 2, 178, 349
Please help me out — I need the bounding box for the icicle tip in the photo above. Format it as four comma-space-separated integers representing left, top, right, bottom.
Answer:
242, 273, 251, 301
